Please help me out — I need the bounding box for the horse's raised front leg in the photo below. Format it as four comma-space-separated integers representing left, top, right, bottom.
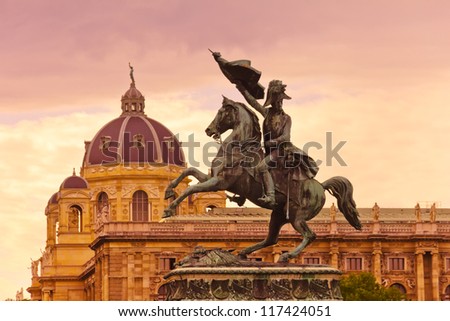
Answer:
163, 176, 226, 218
164, 167, 210, 199
238, 210, 286, 259
278, 218, 316, 262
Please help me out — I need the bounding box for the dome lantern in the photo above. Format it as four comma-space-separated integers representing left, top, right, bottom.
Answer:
121, 63, 145, 115
83, 66, 185, 168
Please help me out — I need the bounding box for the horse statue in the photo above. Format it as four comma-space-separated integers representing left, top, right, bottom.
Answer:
163, 97, 361, 262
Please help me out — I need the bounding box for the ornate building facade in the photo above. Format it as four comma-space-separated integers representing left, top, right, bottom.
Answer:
27, 77, 450, 301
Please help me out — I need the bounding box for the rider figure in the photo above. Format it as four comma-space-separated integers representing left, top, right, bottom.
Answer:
211, 51, 318, 207
237, 79, 292, 207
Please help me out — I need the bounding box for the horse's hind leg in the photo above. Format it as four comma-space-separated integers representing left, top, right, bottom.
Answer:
278, 218, 316, 262
165, 167, 210, 199
238, 210, 286, 259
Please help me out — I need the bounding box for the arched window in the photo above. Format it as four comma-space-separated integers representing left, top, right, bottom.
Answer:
68, 205, 82, 232
132, 190, 149, 221
206, 204, 217, 212
444, 285, 450, 301
390, 283, 407, 294
97, 192, 109, 223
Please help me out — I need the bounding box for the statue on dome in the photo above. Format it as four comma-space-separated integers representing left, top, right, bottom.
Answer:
129, 62, 135, 85
163, 51, 361, 262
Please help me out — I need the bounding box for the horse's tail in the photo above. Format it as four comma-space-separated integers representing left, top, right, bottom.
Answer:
322, 176, 362, 230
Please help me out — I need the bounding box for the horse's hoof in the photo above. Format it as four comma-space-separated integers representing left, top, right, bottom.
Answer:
162, 209, 174, 218
238, 253, 248, 260
164, 189, 175, 200
278, 253, 290, 263
258, 195, 276, 208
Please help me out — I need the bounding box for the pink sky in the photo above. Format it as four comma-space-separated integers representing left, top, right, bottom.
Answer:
1, 0, 450, 300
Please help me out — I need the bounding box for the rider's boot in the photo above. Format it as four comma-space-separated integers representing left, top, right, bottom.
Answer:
258, 171, 276, 207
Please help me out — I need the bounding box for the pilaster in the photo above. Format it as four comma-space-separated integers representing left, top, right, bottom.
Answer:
415, 250, 425, 301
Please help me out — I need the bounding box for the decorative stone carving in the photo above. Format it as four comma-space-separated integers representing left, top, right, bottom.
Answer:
176, 247, 240, 267
143, 185, 159, 198
161, 247, 343, 301
30, 258, 40, 277
269, 279, 291, 300
121, 185, 135, 198
41, 247, 53, 266
162, 274, 342, 301
90, 186, 117, 200
406, 278, 416, 289
122, 184, 159, 198
211, 280, 230, 300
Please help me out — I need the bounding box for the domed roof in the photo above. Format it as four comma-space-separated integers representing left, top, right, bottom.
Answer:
48, 192, 59, 204
60, 172, 89, 189
83, 70, 185, 167
122, 83, 144, 100
84, 114, 185, 166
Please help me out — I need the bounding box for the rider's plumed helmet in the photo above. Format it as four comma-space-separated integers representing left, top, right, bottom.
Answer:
263, 80, 291, 108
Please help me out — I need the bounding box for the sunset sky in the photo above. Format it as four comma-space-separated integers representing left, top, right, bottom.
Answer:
1, 0, 450, 300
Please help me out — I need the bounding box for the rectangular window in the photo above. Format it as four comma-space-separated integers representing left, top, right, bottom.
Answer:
304, 257, 320, 265
446, 258, 450, 271
159, 258, 176, 271
389, 257, 405, 271
249, 257, 263, 262
346, 258, 363, 271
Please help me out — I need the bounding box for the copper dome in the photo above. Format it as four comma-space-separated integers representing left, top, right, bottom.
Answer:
83, 114, 185, 167
60, 175, 89, 189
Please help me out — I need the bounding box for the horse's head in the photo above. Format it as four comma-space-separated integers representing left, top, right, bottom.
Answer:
205, 96, 240, 139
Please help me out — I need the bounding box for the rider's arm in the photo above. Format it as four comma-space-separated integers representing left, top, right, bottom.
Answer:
236, 82, 267, 117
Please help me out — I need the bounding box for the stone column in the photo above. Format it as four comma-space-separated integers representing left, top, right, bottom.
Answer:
329, 243, 339, 269
95, 257, 102, 300
116, 183, 123, 221
122, 252, 128, 300
42, 289, 51, 301
143, 253, 150, 300
273, 250, 281, 263
415, 250, 425, 301
128, 253, 135, 300
102, 254, 110, 301
149, 253, 159, 300
432, 250, 440, 301
47, 215, 56, 246
372, 249, 382, 284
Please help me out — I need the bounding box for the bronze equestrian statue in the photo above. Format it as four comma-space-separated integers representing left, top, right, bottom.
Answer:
163, 52, 361, 262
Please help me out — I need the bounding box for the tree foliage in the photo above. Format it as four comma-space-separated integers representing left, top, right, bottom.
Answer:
340, 272, 406, 301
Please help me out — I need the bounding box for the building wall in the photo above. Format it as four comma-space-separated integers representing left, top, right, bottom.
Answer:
80, 216, 450, 301
30, 195, 450, 301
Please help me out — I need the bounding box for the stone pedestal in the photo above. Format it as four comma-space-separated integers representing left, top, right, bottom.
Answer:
160, 248, 342, 301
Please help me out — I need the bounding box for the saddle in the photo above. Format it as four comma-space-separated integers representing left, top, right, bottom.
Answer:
241, 144, 318, 197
